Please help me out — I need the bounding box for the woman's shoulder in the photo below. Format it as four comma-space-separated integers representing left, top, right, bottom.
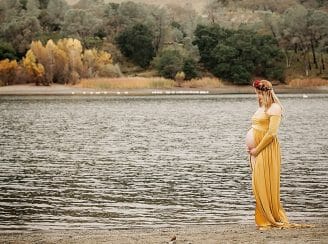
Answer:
267, 103, 282, 116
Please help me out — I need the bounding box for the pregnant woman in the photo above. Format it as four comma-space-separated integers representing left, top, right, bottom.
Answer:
247, 79, 290, 229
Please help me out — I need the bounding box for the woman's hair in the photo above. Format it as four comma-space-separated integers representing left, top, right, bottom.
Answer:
252, 80, 284, 114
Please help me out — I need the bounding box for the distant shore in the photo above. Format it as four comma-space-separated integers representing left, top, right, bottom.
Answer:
1, 220, 327, 244
0, 83, 327, 96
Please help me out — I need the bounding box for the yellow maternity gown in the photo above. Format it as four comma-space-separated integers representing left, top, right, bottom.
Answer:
251, 112, 289, 228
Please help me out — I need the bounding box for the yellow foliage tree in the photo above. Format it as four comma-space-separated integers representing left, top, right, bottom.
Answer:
57, 38, 83, 83
28, 38, 83, 84
83, 48, 112, 77
0, 59, 18, 85
29, 41, 50, 84
45, 39, 69, 84
23, 50, 45, 85
23, 38, 115, 84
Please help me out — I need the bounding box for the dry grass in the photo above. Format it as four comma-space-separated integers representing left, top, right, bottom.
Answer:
181, 77, 225, 88
287, 78, 328, 88
78, 77, 226, 90
78, 77, 175, 89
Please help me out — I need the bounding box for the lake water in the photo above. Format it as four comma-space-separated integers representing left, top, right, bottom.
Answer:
0, 94, 327, 231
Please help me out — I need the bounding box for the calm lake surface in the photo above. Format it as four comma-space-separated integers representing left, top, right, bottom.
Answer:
0, 94, 327, 231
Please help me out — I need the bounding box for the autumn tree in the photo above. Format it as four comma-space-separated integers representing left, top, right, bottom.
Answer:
23, 50, 45, 85
30, 40, 52, 84
57, 38, 83, 83
82, 49, 113, 77
0, 59, 18, 85
26, 38, 83, 84
44, 40, 69, 84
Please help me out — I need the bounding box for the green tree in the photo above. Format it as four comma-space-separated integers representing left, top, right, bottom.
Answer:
38, 0, 50, 9
193, 24, 284, 84
39, 0, 68, 32
279, 5, 328, 75
0, 0, 42, 54
62, 9, 103, 40
2, 16, 41, 54
153, 49, 184, 79
0, 42, 18, 60
116, 23, 155, 68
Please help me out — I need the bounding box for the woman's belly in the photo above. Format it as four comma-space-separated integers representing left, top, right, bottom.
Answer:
246, 128, 256, 149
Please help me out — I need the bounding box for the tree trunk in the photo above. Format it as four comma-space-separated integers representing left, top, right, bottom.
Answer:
319, 52, 322, 74
283, 49, 290, 68
303, 52, 309, 76
310, 39, 318, 69
152, 13, 163, 54
269, 24, 276, 38
294, 43, 298, 53
321, 53, 325, 71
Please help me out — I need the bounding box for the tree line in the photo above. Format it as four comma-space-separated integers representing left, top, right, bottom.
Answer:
0, 0, 327, 85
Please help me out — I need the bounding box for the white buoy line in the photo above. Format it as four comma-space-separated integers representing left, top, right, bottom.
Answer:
77, 91, 128, 95
72, 90, 209, 95
152, 90, 209, 94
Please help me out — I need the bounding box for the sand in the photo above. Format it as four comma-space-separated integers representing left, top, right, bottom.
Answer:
1, 220, 327, 244
0, 83, 327, 95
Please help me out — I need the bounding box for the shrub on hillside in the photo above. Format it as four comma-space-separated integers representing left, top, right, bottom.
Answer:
183, 58, 198, 80
116, 24, 155, 68
154, 49, 198, 80
0, 42, 18, 60
153, 49, 184, 79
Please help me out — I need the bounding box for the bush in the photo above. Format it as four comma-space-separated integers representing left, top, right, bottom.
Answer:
116, 24, 155, 68
154, 49, 199, 80
175, 71, 185, 85
0, 59, 18, 85
98, 64, 122, 78
183, 59, 198, 80
0, 42, 18, 60
154, 49, 184, 79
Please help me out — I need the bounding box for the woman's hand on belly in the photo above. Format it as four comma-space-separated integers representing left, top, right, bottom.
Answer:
249, 148, 257, 156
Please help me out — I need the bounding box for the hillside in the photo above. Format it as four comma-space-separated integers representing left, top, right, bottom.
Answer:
65, 0, 208, 12
1, 0, 327, 86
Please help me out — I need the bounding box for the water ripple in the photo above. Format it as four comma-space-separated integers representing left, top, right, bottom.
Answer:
0, 94, 327, 230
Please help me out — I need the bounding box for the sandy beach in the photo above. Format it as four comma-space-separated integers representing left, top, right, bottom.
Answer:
1, 220, 327, 244
0, 83, 327, 95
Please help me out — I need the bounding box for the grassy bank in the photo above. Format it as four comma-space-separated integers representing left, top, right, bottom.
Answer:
77, 77, 225, 90
287, 78, 328, 88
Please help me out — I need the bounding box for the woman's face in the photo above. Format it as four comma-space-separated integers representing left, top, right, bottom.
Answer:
255, 89, 263, 104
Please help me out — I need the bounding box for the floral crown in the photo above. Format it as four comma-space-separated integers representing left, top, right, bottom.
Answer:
252, 80, 272, 91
